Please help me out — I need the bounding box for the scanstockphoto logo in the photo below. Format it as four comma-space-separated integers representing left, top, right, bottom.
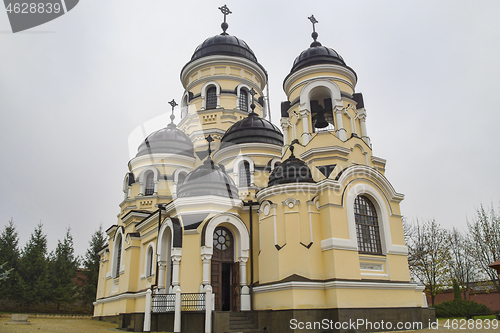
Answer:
4, 0, 79, 33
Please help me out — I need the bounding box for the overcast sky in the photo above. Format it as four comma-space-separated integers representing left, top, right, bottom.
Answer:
1, 0, 499, 258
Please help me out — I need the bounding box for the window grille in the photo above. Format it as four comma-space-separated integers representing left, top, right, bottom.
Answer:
239, 161, 250, 187
206, 87, 217, 109
354, 195, 382, 255
145, 173, 154, 196
239, 89, 248, 111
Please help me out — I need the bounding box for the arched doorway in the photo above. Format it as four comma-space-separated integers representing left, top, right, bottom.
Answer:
211, 227, 239, 311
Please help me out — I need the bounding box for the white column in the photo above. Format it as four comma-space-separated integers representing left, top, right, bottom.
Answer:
239, 258, 250, 311
143, 289, 152, 332
335, 107, 347, 141
157, 261, 167, 292
153, 180, 158, 195
174, 288, 182, 333
280, 119, 290, 155
172, 255, 181, 286
358, 109, 371, 146
205, 285, 213, 333
202, 254, 211, 286
300, 110, 311, 145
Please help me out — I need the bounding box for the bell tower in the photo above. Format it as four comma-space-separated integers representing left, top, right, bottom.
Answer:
178, 5, 268, 152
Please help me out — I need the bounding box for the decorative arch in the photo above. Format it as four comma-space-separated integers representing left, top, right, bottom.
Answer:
181, 92, 189, 118
202, 213, 249, 260
157, 217, 183, 292
236, 83, 252, 111
299, 79, 342, 112
345, 181, 394, 256
269, 158, 281, 172
138, 166, 160, 196
299, 79, 346, 142
111, 226, 125, 279
353, 144, 369, 165
201, 81, 221, 110
122, 172, 134, 199
173, 167, 192, 198
233, 155, 255, 187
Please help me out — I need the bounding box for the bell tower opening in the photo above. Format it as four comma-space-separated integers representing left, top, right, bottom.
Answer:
309, 87, 334, 132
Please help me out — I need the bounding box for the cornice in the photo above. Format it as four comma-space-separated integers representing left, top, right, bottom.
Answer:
214, 143, 282, 164
128, 154, 196, 172
181, 55, 267, 90
94, 291, 147, 305
300, 146, 350, 161
135, 210, 160, 232
256, 183, 318, 202
256, 165, 403, 203
283, 64, 357, 94
253, 280, 423, 294
166, 195, 243, 215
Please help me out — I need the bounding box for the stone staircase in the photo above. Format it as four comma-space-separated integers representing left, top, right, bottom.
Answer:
227, 312, 262, 333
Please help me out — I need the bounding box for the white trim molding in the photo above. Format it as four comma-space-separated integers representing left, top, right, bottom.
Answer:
253, 280, 423, 294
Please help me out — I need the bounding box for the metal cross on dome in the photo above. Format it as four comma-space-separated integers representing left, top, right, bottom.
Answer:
168, 99, 178, 123
206, 134, 214, 159
249, 88, 257, 113
219, 4, 231, 21
308, 15, 318, 32
219, 4, 232, 34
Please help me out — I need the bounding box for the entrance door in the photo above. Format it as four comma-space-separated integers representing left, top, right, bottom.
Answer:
211, 227, 239, 311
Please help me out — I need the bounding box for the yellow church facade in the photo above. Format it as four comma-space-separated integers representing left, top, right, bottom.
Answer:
94, 8, 433, 333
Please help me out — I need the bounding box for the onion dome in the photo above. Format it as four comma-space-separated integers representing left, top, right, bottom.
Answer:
136, 122, 194, 157
177, 159, 239, 198
268, 145, 315, 186
181, 7, 266, 75
220, 112, 283, 149
286, 16, 356, 79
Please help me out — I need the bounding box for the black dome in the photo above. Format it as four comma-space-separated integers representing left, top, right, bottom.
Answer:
291, 45, 346, 73
182, 33, 266, 74
268, 147, 315, 186
177, 159, 239, 198
286, 37, 357, 81
220, 112, 283, 149
136, 123, 194, 157
192, 34, 257, 62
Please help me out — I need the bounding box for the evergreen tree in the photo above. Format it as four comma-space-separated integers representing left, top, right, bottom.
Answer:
48, 227, 79, 312
80, 224, 106, 309
18, 222, 48, 312
0, 218, 20, 300
452, 279, 462, 301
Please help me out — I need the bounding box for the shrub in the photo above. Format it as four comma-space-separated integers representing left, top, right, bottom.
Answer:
435, 299, 491, 318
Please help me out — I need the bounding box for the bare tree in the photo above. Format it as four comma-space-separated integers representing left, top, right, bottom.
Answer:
468, 205, 500, 294
406, 219, 451, 306
448, 227, 476, 299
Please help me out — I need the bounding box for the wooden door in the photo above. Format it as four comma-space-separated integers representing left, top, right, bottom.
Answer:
211, 227, 234, 311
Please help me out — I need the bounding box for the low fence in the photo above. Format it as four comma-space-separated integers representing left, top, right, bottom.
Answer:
152, 292, 206, 313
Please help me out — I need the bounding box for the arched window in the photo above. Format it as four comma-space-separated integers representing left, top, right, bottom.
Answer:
239, 161, 250, 187
178, 172, 187, 185
206, 87, 217, 110
115, 234, 122, 278
354, 195, 382, 255
239, 89, 248, 111
145, 172, 154, 196
146, 246, 154, 277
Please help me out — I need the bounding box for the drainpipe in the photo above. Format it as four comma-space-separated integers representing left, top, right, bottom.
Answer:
247, 200, 255, 311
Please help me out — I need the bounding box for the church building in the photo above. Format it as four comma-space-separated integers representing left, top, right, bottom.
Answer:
93, 6, 433, 333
